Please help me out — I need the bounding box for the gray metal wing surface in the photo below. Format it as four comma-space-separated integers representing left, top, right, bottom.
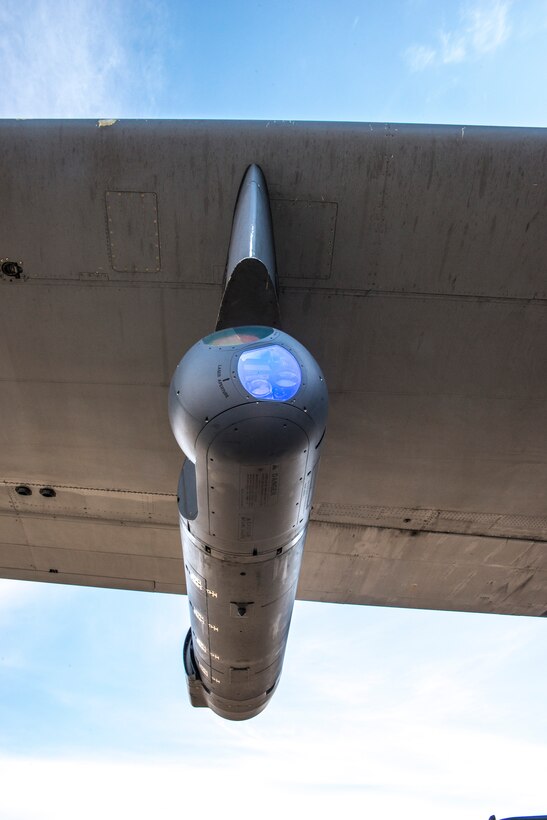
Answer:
1, 119, 546, 616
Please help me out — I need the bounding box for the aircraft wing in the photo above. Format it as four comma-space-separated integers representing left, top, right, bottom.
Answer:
1, 120, 546, 616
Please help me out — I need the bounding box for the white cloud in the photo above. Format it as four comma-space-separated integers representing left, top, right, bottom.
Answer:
0, 0, 165, 117
439, 31, 467, 63
405, 44, 437, 71
0, 704, 546, 820
0, 756, 412, 819
1, 592, 546, 819
405, 0, 512, 71
465, 0, 511, 52
0, 0, 121, 117
1, 722, 546, 820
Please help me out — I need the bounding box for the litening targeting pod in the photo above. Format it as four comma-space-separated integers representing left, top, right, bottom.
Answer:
169, 164, 328, 719
169, 326, 327, 719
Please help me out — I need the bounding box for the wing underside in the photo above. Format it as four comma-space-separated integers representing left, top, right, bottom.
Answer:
1, 120, 546, 616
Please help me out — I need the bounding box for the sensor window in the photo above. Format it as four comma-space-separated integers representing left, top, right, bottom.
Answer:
237, 345, 302, 401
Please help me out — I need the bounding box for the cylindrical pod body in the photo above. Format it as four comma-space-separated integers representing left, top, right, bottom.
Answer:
169, 325, 327, 720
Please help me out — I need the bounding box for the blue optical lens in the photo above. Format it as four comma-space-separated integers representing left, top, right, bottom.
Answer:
237, 345, 302, 401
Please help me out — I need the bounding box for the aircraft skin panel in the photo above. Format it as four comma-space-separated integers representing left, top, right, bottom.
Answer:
1, 120, 546, 617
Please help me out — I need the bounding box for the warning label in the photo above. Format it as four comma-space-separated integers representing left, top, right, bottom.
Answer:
239, 464, 280, 509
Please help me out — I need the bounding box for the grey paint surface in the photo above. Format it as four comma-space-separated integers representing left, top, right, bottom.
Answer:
1, 120, 546, 616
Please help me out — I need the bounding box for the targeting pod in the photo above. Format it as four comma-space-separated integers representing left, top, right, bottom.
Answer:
169, 325, 327, 719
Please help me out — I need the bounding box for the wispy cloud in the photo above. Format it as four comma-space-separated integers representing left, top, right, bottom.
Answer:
2, 719, 547, 820
406, 44, 437, 71
466, 0, 512, 52
0, 0, 165, 117
2, 588, 547, 819
404, 0, 511, 71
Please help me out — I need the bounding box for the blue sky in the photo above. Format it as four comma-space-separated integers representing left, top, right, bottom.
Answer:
1, 1, 547, 818
2, 581, 547, 819
2, 0, 547, 125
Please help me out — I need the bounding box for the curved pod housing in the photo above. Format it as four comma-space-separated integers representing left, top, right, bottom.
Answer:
169, 325, 328, 719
